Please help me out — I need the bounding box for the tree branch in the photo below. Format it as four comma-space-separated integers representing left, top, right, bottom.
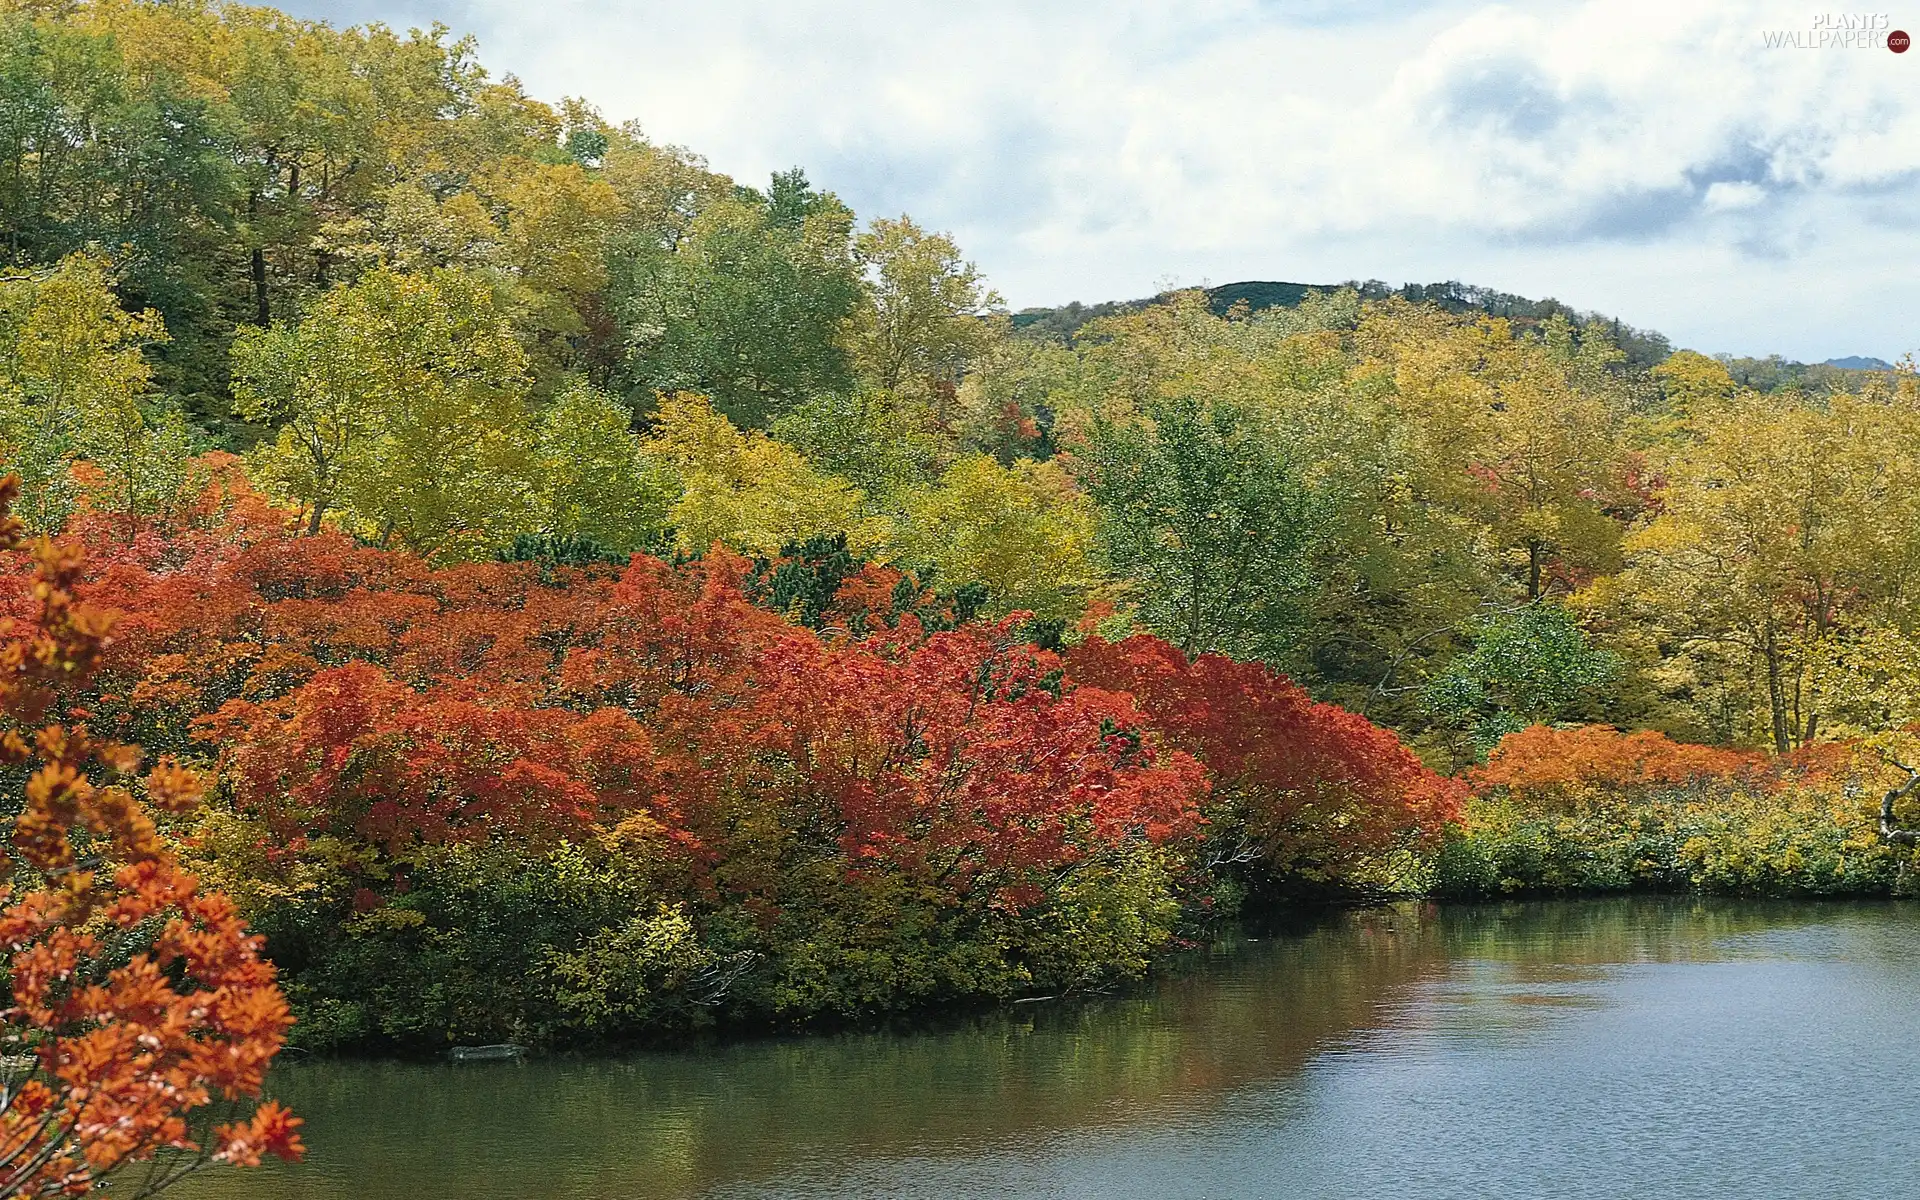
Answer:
1880, 758, 1920, 846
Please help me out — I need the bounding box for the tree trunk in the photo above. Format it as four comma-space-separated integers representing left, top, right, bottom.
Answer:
249, 180, 270, 326
252, 245, 269, 326
1764, 621, 1791, 755
1184, 565, 1206, 658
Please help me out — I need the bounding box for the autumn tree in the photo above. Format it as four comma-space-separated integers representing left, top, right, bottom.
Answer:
0, 476, 301, 1193
233, 266, 536, 556
1603, 389, 1920, 750
848, 215, 1004, 399
1469, 724, 1762, 806
648, 392, 882, 556
891, 454, 1099, 620
1067, 635, 1461, 889
478, 158, 627, 384
1647, 349, 1738, 438
0, 255, 192, 530
1374, 310, 1629, 600
952, 335, 1073, 465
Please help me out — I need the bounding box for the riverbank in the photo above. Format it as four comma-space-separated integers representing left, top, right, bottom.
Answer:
171, 897, 1920, 1200
255, 733, 1920, 1057
1434, 788, 1911, 899
1436, 725, 1920, 900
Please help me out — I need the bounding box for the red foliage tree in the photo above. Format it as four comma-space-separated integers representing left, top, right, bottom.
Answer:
0, 478, 300, 1196
1067, 636, 1463, 884
32, 468, 1446, 924
741, 620, 1206, 908
55, 507, 1205, 916
555, 558, 1209, 910
200, 664, 664, 853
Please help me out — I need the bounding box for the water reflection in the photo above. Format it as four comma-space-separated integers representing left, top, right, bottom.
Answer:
176, 898, 1920, 1200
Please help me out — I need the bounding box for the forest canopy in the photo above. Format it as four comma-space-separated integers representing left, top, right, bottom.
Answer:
9, 0, 1918, 764
5, 0, 1920, 1070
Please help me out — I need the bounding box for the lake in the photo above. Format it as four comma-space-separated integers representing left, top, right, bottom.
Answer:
175, 898, 1920, 1199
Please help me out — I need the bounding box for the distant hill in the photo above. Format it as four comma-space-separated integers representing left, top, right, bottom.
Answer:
1008, 280, 1326, 342
1204, 280, 1317, 312
1718, 355, 1894, 394
1012, 278, 1673, 367
1013, 280, 1899, 385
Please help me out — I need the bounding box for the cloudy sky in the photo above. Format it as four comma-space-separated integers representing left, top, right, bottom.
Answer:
286, 0, 1920, 361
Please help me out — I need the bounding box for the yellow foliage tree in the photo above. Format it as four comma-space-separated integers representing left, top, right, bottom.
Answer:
1649, 349, 1739, 425
648, 392, 883, 556
848, 216, 1003, 401
893, 454, 1100, 620
0, 254, 188, 530
1375, 310, 1628, 599
233, 266, 535, 558
1601, 389, 1920, 750
480, 159, 626, 380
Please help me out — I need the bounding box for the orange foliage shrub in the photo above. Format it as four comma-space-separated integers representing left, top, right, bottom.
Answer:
1442, 724, 1911, 899
0, 478, 299, 1195
1470, 725, 1763, 802
1470, 724, 1867, 806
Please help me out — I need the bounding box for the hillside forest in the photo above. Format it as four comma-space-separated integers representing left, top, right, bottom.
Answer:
3, 9, 1920, 1186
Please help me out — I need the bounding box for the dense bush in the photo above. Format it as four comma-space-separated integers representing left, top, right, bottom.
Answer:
1067, 635, 1464, 894
1437, 726, 1920, 898
16, 476, 1454, 1051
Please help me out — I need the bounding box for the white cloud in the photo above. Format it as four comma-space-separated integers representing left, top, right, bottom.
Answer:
1703, 181, 1767, 212
293, 0, 1920, 360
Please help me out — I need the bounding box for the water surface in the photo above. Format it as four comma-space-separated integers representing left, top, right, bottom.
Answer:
178, 899, 1920, 1199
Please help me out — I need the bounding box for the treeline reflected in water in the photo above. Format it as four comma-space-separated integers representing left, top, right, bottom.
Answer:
173, 898, 1916, 1200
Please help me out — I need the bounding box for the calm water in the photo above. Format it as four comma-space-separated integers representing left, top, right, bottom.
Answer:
176, 899, 1920, 1199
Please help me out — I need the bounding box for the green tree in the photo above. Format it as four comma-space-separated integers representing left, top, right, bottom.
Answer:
1079, 392, 1320, 661
0, 8, 238, 418
534, 381, 672, 554
1421, 603, 1619, 759
231, 303, 373, 535
612, 170, 860, 426
768, 386, 943, 504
